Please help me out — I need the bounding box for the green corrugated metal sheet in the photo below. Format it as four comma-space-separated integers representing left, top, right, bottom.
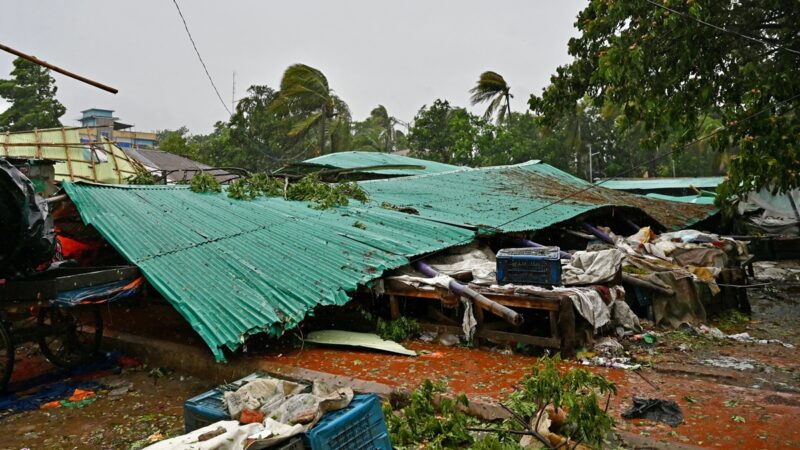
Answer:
301, 151, 460, 176
645, 193, 717, 205
599, 176, 725, 191
62, 182, 473, 362
1, 127, 140, 183
359, 161, 717, 233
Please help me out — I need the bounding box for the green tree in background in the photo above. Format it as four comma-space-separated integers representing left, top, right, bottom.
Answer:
352, 105, 400, 152
469, 71, 513, 125
530, 1, 800, 200
270, 64, 351, 156
408, 99, 489, 165
0, 58, 66, 131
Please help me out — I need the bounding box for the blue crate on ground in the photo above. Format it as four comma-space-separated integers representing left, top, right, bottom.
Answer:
304, 394, 392, 450
496, 247, 562, 286
183, 372, 268, 433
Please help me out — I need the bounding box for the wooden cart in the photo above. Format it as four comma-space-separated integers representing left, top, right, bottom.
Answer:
0, 265, 139, 390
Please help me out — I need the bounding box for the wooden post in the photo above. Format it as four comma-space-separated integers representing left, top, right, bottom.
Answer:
389, 295, 400, 320
60, 127, 75, 181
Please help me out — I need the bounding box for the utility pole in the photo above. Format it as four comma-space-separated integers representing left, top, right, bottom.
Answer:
231, 71, 236, 116
588, 145, 600, 183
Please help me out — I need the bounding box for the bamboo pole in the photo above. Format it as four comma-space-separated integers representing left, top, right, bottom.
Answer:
0, 42, 118, 94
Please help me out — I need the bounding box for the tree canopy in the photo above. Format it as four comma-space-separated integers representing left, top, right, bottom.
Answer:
0, 58, 65, 131
530, 0, 800, 199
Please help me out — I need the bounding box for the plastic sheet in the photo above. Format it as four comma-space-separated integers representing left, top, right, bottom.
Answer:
52, 276, 144, 307
0, 159, 55, 276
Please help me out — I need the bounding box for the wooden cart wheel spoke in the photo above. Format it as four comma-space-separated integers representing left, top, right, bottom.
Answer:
37, 306, 103, 368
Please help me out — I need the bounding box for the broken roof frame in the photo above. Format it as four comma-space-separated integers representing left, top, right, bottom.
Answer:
1, 127, 141, 184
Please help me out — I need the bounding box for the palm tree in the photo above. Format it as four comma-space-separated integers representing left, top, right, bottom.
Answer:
370, 105, 395, 152
269, 64, 348, 155
469, 71, 513, 124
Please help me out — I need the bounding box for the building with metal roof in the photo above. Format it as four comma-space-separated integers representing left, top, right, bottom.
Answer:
299, 151, 460, 177
123, 147, 236, 184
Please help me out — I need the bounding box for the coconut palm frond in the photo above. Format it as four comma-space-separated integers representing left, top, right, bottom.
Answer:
469, 71, 512, 124
287, 111, 323, 137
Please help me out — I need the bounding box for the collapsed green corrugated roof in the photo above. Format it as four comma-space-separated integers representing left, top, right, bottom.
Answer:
599, 176, 725, 191
359, 161, 717, 233
301, 151, 461, 176
62, 161, 716, 362
62, 182, 473, 362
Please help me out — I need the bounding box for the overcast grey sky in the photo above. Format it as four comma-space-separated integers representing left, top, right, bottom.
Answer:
0, 1, 587, 134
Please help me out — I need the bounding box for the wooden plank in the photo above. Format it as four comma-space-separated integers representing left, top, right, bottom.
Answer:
384, 288, 561, 311
419, 323, 561, 349
60, 127, 75, 181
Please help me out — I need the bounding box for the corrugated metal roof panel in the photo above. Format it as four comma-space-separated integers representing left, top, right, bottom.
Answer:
359, 161, 717, 232
62, 182, 474, 361
301, 151, 461, 176
1, 127, 140, 183
645, 193, 717, 205
599, 177, 725, 191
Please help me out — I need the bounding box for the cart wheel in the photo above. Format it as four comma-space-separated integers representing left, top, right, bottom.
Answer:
37, 306, 103, 368
0, 322, 14, 391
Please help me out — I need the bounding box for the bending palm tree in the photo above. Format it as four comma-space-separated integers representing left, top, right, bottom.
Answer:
469, 71, 513, 124
270, 64, 348, 155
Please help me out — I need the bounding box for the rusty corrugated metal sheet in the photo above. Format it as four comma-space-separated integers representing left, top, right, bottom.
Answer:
62, 182, 474, 361
359, 161, 717, 232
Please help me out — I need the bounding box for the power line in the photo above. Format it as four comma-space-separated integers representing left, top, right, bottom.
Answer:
494, 92, 800, 230
643, 0, 800, 56
171, 0, 232, 116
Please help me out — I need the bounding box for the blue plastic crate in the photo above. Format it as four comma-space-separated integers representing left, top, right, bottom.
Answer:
496, 247, 562, 286
304, 394, 392, 450
183, 372, 274, 433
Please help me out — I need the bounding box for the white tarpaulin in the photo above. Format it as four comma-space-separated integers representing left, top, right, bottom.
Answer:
562, 249, 624, 285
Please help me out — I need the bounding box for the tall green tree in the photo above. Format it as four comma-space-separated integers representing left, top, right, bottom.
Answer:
530, 1, 800, 200
270, 64, 350, 156
0, 58, 66, 131
469, 71, 513, 124
408, 99, 491, 165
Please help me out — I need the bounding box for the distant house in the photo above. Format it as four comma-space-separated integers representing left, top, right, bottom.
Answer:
78, 108, 159, 149
122, 147, 236, 184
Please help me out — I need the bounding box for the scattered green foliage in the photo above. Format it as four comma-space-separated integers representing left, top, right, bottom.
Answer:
189, 172, 221, 193
250, 173, 284, 197
383, 380, 475, 450
382, 356, 617, 449
504, 355, 616, 449
684, 396, 699, 404
380, 201, 400, 210
352, 221, 367, 230
286, 173, 369, 209
717, 310, 750, 332
376, 317, 420, 342
127, 169, 157, 185
732, 415, 746, 423
724, 399, 739, 408
227, 177, 259, 200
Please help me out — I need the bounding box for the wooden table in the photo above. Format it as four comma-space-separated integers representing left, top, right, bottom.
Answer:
382, 279, 577, 356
